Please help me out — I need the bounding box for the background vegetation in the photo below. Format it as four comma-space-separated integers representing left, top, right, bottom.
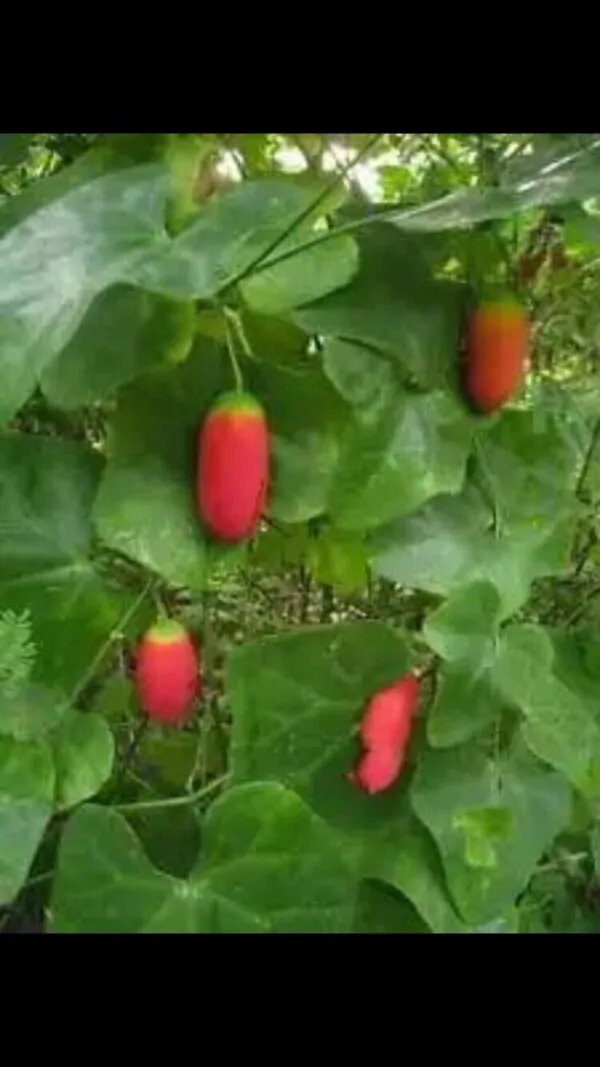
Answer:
1, 132, 600, 933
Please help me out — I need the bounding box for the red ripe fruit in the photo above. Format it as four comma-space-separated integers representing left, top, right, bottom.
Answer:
346, 673, 420, 795
359, 674, 420, 753
464, 299, 529, 415
346, 746, 404, 795
135, 619, 199, 725
197, 391, 269, 543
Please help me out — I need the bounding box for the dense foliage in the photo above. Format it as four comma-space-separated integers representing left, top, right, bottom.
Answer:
1, 132, 600, 933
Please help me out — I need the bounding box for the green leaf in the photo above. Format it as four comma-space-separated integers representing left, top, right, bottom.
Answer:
225, 622, 465, 927
369, 485, 576, 618
50, 783, 355, 932
127, 805, 202, 879
353, 879, 431, 933
41, 285, 195, 409
0, 736, 55, 905
427, 665, 505, 749
292, 223, 465, 389
423, 580, 502, 670
323, 339, 476, 529
362, 809, 470, 933
194, 781, 355, 932
140, 732, 200, 790
0, 164, 168, 422
240, 233, 359, 314
94, 339, 231, 588
51, 710, 115, 810
475, 409, 582, 525
385, 140, 600, 232
411, 738, 570, 924
0, 434, 149, 691
305, 528, 368, 595
491, 624, 600, 796
0, 136, 166, 239
227, 622, 411, 829
130, 178, 354, 301
0, 683, 69, 742
0, 134, 33, 168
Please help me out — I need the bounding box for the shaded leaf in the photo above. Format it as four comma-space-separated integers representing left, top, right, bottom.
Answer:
0, 134, 33, 168
293, 223, 465, 389
0, 683, 68, 742
0, 434, 150, 691
353, 878, 431, 933
50, 783, 355, 932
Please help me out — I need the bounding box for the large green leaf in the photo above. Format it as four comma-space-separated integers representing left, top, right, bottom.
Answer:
227, 622, 412, 830
410, 738, 570, 924
0, 134, 33, 168
51, 710, 115, 810
369, 485, 576, 618
322, 339, 476, 529
491, 624, 600, 796
225, 622, 522, 932
0, 163, 356, 422
93, 339, 232, 589
359, 809, 470, 933
0, 736, 55, 905
49, 783, 355, 933
0, 164, 168, 422
427, 665, 505, 749
292, 223, 464, 389
129, 178, 355, 301
41, 285, 195, 409
475, 410, 582, 525
353, 879, 431, 933
0, 434, 149, 691
240, 233, 359, 314
225, 622, 470, 930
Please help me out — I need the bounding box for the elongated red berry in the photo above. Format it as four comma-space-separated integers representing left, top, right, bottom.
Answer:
346, 672, 420, 795
346, 746, 404, 795
464, 299, 529, 414
359, 674, 420, 753
197, 390, 269, 543
135, 619, 199, 725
